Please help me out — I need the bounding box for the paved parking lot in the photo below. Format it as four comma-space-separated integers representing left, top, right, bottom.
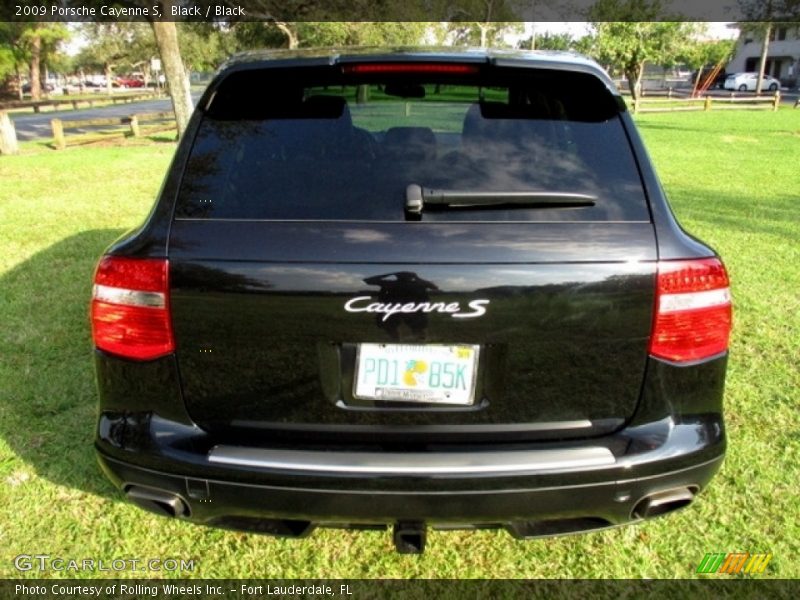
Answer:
9, 93, 203, 141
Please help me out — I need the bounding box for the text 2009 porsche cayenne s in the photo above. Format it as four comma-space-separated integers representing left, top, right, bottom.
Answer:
91, 48, 731, 553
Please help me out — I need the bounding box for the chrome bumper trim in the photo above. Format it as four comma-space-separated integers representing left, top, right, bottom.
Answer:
207, 446, 616, 476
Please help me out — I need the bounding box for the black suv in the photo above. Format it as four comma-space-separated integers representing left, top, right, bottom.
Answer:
92, 48, 731, 553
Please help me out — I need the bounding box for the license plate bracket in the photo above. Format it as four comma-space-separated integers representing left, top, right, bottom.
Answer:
353, 343, 480, 406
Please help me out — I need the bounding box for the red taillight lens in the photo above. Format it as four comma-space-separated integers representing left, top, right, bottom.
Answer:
91, 257, 174, 361
342, 63, 479, 75
649, 258, 732, 363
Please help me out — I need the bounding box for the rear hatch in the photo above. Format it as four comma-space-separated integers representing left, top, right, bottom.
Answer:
168, 59, 656, 445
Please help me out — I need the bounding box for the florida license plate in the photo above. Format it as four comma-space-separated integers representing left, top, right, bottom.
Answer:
354, 343, 479, 405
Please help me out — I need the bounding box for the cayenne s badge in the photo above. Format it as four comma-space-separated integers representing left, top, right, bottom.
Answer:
344, 296, 490, 320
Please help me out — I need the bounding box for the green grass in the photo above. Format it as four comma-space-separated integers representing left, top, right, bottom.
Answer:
1, 109, 798, 579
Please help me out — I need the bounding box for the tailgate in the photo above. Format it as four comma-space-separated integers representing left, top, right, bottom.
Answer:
169, 220, 655, 443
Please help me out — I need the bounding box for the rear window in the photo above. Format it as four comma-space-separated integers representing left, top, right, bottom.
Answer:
175, 65, 648, 222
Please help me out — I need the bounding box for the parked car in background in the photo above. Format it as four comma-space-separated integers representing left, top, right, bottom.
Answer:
84, 78, 121, 89
724, 72, 781, 92
21, 81, 55, 94
116, 76, 145, 88
92, 48, 732, 554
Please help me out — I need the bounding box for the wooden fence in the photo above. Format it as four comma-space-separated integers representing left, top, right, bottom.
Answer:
51, 111, 175, 149
629, 91, 782, 114
0, 91, 162, 114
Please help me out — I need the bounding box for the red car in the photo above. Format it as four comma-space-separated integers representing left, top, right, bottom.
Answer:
117, 77, 145, 88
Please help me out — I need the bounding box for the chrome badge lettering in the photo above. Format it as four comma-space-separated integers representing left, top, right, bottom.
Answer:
344, 296, 489, 321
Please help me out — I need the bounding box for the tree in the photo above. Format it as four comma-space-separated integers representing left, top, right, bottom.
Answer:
0, 22, 68, 100
227, 21, 287, 52
75, 23, 154, 94
431, 0, 524, 47
587, 0, 699, 99
228, 21, 429, 52
0, 23, 29, 99
518, 32, 575, 51
151, 18, 193, 138
177, 23, 230, 74
206, 1, 435, 50
675, 34, 735, 91
296, 23, 428, 47
446, 21, 524, 48
28, 23, 68, 99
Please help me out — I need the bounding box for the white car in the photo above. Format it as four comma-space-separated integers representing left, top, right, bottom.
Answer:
724, 72, 781, 92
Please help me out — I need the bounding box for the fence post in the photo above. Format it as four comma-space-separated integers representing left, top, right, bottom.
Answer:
0, 110, 19, 155
772, 91, 780, 111
129, 115, 140, 137
704, 96, 712, 111
51, 118, 65, 150
667, 87, 673, 98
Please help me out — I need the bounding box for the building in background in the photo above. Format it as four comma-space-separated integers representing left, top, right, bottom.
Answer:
727, 25, 800, 87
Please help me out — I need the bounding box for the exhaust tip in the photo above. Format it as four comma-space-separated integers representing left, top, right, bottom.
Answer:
633, 487, 696, 520
393, 521, 426, 554
126, 486, 188, 518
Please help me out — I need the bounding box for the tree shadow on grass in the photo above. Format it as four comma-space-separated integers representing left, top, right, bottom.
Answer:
634, 120, 714, 135
1, 228, 125, 501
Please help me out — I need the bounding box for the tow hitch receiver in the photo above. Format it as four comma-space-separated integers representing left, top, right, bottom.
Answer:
393, 521, 426, 554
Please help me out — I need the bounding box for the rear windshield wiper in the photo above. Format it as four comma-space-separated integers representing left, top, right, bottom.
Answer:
405, 184, 596, 215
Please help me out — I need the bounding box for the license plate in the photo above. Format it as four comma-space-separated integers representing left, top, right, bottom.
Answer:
354, 343, 479, 405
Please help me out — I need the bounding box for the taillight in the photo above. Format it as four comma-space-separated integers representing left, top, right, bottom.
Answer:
91, 256, 174, 361
649, 258, 732, 363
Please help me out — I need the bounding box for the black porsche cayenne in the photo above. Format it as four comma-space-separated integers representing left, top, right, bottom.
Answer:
91, 48, 731, 553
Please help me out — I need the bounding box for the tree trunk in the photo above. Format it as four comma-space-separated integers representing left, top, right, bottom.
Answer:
356, 84, 369, 104
478, 24, 489, 48
756, 23, 771, 95
105, 63, 113, 96
15, 65, 23, 101
30, 30, 42, 100
0, 110, 20, 155
626, 65, 644, 101
151, 18, 194, 139
274, 22, 299, 49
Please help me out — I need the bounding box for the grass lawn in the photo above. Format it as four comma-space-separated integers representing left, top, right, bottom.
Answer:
1, 109, 798, 579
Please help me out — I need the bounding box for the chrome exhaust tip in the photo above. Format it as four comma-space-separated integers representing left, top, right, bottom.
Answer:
126, 486, 188, 518
633, 487, 696, 519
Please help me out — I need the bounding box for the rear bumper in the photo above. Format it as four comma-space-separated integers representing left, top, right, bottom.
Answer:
96, 413, 724, 537
95, 353, 728, 538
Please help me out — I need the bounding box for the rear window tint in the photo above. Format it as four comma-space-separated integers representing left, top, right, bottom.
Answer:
175, 67, 648, 222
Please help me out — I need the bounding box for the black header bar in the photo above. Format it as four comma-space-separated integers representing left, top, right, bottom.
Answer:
2, 0, 800, 23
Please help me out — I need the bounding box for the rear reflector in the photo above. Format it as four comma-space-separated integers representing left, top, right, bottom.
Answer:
649, 258, 732, 363
342, 63, 479, 75
91, 257, 174, 361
